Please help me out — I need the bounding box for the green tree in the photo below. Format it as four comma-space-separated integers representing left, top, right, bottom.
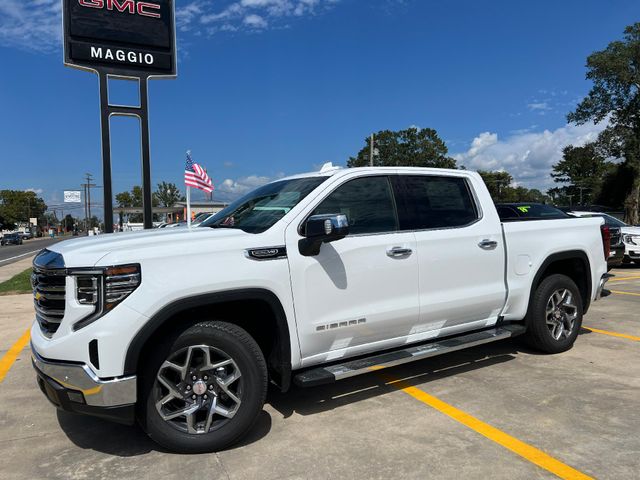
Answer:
347, 127, 456, 168
550, 144, 612, 205
155, 182, 184, 207
478, 170, 551, 203
115, 189, 136, 223
596, 163, 635, 209
88, 216, 101, 229
567, 23, 640, 223
115, 186, 159, 223
477, 170, 514, 201
62, 214, 77, 232
0, 190, 47, 229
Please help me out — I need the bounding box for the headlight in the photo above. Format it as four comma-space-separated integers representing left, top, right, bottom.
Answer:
73, 264, 141, 330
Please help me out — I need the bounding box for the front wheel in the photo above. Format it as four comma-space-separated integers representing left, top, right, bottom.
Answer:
524, 274, 583, 353
139, 321, 268, 453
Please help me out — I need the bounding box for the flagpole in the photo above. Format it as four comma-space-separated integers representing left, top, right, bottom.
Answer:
186, 186, 192, 230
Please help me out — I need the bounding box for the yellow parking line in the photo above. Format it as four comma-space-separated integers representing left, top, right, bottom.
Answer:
382, 375, 592, 480
611, 290, 640, 297
0, 329, 31, 383
583, 327, 640, 342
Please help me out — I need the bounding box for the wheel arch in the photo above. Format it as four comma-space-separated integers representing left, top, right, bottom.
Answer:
124, 288, 293, 391
528, 250, 592, 319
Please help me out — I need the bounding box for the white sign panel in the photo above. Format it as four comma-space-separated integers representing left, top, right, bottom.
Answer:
64, 190, 82, 203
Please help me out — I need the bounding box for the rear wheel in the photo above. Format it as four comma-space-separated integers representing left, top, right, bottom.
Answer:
524, 274, 583, 353
139, 321, 268, 453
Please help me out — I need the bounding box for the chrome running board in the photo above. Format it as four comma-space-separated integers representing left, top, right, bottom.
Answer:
294, 324, 526, 387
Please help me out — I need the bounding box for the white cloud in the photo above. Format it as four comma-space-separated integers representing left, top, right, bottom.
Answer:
195, 0, 339, 34
176, 1, 208, 32
527, 102, 551, 112
215, 174, 275, 200
0, 0, 61, 52
454, 122, 607, 190
243, 13, 268, 28
24, 187, 44, 195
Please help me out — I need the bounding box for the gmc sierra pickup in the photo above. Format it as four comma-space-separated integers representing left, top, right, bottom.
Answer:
30, 165, 611, 453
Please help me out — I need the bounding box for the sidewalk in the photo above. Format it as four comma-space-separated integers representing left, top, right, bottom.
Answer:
0, 257, 34, 284
0, 294, 32, 353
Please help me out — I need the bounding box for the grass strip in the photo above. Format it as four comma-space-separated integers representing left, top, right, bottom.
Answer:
0, 268, 32, 296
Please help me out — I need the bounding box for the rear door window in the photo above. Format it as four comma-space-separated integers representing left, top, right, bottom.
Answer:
393, 175, 479, 230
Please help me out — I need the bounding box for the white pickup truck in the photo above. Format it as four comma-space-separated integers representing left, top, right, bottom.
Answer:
30, 165, 611, 452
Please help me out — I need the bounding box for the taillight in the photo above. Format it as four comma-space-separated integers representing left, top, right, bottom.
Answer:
601, 225, 611, 259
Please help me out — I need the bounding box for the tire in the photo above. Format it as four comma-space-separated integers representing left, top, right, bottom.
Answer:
524, 274, 583, 354
139, 321, 268, 453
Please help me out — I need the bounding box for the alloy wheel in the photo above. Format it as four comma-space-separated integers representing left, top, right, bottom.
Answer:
154, 345, 243, 434
545, 288, 578, 341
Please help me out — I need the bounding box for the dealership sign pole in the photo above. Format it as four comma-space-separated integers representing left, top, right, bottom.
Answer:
62, 0, 177, 233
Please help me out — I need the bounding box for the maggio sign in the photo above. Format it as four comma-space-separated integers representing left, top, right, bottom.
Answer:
63, 0, 176, 77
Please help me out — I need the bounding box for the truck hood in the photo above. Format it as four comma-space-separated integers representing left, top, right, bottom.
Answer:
47, 227, 249, 267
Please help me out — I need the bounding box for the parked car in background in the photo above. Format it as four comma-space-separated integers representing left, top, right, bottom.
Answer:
568, 211, 639, 266
1, 233, 23, 246
164, 221, 187, 228
496, 203, 569, 221
497, 205, 623, 270
20, 231, 34, 240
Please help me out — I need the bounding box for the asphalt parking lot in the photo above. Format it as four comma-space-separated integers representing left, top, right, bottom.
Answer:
0, 266, 638, 480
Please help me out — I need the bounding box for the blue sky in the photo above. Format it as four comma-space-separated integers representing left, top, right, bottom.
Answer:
0, 0, 637, 218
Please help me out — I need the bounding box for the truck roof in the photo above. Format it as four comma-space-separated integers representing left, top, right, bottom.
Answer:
279, 163, 472, 182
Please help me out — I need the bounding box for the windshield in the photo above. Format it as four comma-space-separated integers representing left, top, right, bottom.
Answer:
200, 176, 328, 233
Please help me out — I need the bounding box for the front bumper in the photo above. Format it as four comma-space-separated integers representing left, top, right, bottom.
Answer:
32, 345, 137, 425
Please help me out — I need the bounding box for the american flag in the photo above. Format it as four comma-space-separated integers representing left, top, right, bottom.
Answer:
184, 151, 213, 193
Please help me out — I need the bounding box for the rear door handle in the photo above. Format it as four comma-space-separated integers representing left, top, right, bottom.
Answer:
387, 246, 413, 257
478, 239, 498, 250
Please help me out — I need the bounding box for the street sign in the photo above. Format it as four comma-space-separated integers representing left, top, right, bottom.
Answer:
64, 190, 82, 203
63, 0, 177, 78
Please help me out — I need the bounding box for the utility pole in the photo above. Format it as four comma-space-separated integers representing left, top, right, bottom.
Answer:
82, 173, 96, 232
83, 184, 88, 231
370, 133, 374, 167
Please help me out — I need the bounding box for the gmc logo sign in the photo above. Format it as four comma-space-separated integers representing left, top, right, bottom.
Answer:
64, 0, 176, 76
78, 0, 161, 18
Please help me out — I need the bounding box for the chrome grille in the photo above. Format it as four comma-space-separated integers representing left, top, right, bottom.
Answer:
32, 267, 66, 338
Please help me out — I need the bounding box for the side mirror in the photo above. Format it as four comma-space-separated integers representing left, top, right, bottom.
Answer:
299, 214, 349, 256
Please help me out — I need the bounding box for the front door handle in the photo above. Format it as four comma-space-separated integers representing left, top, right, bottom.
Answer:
387, 246, 413, 257
478, 239, 498, 250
